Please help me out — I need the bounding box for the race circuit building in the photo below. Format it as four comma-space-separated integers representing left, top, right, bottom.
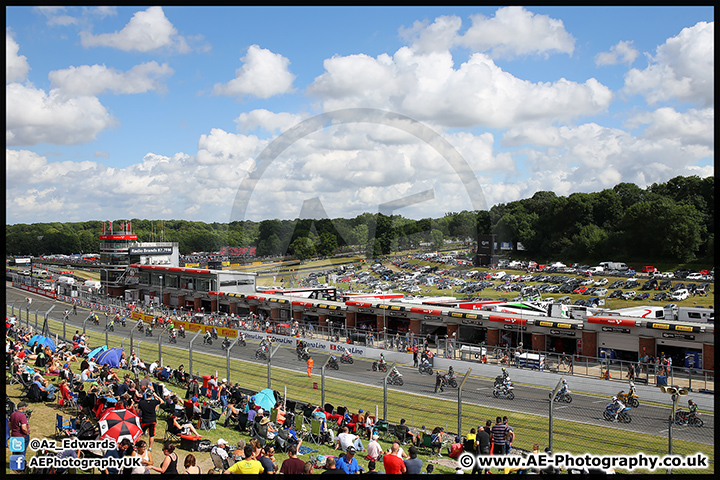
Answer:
130, 265, 713, 371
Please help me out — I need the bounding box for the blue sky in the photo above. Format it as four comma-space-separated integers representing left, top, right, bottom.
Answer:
6, 6, 714, 225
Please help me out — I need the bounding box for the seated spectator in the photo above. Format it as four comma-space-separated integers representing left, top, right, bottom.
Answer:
448, 436, 463, 459
212, 438, 230, 469
169, 413, 201, 437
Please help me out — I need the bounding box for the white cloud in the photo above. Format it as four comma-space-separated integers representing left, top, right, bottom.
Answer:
6, 31, 30, 82
234, 109, 304, 134
399, 15, 462, 54
622, 21, 713, 106
212, 45, 296, 99
627, 107, 714, 149
80, 6, 190, 53
595, 40, 639, 66
459, 7, 575, 58
308, 49, 612, 128
6, 83, 116, 146
49, 61, 174, 96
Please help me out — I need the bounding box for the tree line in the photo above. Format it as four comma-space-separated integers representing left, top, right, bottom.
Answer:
5, 176, 713, 264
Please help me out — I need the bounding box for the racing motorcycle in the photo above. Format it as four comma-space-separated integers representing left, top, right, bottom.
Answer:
372, 361, 388, 373
616, 388, 639, 409
340, 351, 354, 364
237, 335, 246, 347
168, 331, 177, 344
554, 390, 572, 403
672, 411, 703, 427
120, 317, 126, 327
210, 330, 219, 340
442, 372, 458, 389
177, 328, 185, 338
203, 332, 212, 345
603, 404, 632, 423
298, 349, 311, 361
418, 363, 433, 375
387, 369, 404, 386
255, 348, 268, 361
328, 356, 340, 370
221, 337, 232, 351
145, 326, 153, 337
492, 381, 515, 400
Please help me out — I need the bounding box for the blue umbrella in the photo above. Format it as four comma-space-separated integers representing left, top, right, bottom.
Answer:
95, 347, 124, 369
88, 345, 108, 360
253, 388, 277, 412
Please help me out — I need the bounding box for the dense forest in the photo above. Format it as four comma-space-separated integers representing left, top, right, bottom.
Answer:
5, 176, 714, 264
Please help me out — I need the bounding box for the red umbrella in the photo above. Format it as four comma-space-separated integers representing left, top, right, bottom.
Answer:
98, 408, 142, 444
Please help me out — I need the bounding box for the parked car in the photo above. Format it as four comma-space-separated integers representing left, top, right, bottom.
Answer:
652, 292, 667, 301
686, 272, 704, 281
621, 290, 637, 300
696, 283, 711, 295
594, 278, 608, 286
556, 296, 571, 305
586, 296, 601, 307
573, 299, 587, 306
671, 282, 686, 292
670, 289, 689, 301
658, 279, 672, 290
624, 279, 640, 289
641, 279, 658, 290
634, 292, 650, 301
641, 266, 657, 273
573, 286, 588, 294
609, 280, 625, 289
608, 289, 623, 299
594, 288, 608, 297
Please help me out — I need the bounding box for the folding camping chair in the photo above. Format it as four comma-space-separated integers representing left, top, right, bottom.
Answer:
308, 419, 322, 444
55, 414, 78, 438
163, 418, 182, 443
199, 405, 221, 430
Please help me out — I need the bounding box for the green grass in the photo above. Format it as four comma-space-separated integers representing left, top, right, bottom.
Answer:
9, 308, 713, 475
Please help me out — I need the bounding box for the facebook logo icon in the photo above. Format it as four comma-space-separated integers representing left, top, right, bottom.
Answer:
8, 436, 25, 453
10, 454, 26, 471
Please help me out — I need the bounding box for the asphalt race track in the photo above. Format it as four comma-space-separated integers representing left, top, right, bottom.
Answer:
6, 284, 713, 446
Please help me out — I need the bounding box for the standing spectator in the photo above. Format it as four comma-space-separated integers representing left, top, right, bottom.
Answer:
503, 416, 514, 454
491, 417, 508, 455
9, 401, 30, 453
413, 346, 419, 367
149, 443, 179, 474
279, 445, 305, 475
306, 356, 314, 377
403, 446, 423, 474
477, 422, 491, 455
138, 388, 162, 451
129, 439, 153, 474
383, 443, 407, 474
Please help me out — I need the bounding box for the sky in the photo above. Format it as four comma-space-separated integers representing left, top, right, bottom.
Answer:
5, 6, 714, 226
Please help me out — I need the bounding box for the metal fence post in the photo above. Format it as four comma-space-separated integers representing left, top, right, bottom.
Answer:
321, 355, 333, 408
158, 328, 163, 366
189, 329, 202, 377
382, 362, 395, 421
34, 308, 40, 330
458, 368, 471, 436
42, 305, 55, 337
226, 337, 239, 382
268, 345, 281, 389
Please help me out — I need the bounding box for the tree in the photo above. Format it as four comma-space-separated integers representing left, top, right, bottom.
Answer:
289, 237, 316, 260
317, 232, 338, 257
430, 229, 444, 250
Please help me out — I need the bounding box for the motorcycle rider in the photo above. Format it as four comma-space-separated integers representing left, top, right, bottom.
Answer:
379, 353, 386, 367
211, 326, 218, 339
686, 399, 698, 422
204, 330, 212, 344
558, 379, 569, 396
137, 319, 144, 332
434, 371, 445, 393
222, 336, 230, 349
609, 396, 625, 421
178, 324, 185, 337
107, 316, 114, 330
420, 356, 431, 372
329, 353, 338, 367
169, 329, 177, 342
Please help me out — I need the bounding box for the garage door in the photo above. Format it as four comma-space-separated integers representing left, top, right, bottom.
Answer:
598, 333, 637, 352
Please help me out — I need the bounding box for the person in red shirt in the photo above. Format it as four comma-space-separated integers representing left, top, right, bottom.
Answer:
383, 442, 407, 474
448, 436, 464, 459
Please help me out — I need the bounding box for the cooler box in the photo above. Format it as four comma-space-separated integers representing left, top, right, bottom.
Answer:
180, 434, 202, 452
202, 375, 211, 389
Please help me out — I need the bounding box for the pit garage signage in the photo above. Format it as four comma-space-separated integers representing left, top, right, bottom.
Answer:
535, 320, 577, 329
601, 326, 632, 334
588, 317, 639, 328
646, 322, 702, 333
662, 332, 696, 340
488, 315, 527, 325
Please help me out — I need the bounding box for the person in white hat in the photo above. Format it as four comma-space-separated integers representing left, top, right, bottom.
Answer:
212, 438, 230, 468
219, 378, 229, 416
